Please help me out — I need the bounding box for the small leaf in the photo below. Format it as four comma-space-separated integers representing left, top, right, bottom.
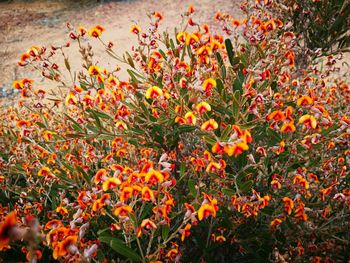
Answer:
188, 179, 196, 196
99, 236, 142, 262
216, 78, 224, 95
162, 225, 170, 241
64, 58, 70, 71
225, 39, 235, 66
239, 180, 253, 193
176, 125, 196, 134
233, 71, 244, 95
222, 188, 235, 196
216, 52, 226, 79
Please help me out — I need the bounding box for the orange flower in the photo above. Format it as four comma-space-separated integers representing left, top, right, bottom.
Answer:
38, 166, 51, 177
224, 142, 249, 157
65, 92, 78, 106
206, 162, 221, 173
188, 4, 195, 14
88, 25, 105, 38
120, 186, 133, 203
299, 115, 317, 129
271, 179, 281, 190
298, 177, 309, 189
284, 50, 295, 67
42, 131, 56, 141
12, 80, 24, 89
44, 220, 63, 230
56, 206, 68, 216
88, 65, 101, 75
215, 235, 226, 242
140, 219, 157, 230
102, 177, 121, 191
141, 186, 155, 201
175, 116, 186, 124
267, 110, 285, 121
185, 33, 199, 45
145, 170, 164, 184
176, 31, 188, 43
115, 121, 128, 130
280, 122, 296, 133
94, 168, 107, 184
282, 197, 294, 215
18, 53, 31, 66
211, 40, 222, 51
145, 86, 163, 99
196, 102, 211, 114
232, 20, 241, 27
153, 11, 163, 21
295, 202, 308, 221
114, 205, 133, 217
0, 211, 18, 251
184, 111, 197, 125
212, 142, 225, 155
270, 218, 283, 228
243, 130, 253, 144
198, 204, 216, 221
53, 235, 78, 259
197, 45, 212, 57
130, 25, 141, 34
297, 95, 314, 106
201, 119, 218, 131
180, 224, 192, 241
202, 78, 216, 93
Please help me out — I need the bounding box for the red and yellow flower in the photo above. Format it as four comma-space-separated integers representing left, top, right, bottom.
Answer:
88, 25, 105, 38
145, 86, 163, 99
201, 119, 218, 131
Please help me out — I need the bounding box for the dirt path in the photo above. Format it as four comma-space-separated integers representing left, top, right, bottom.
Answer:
0, 0, 242, 94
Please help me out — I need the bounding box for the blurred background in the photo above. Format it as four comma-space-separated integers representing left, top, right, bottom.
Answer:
0, 0, 241, 99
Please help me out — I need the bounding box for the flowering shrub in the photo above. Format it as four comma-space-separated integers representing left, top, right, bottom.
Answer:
274, 0, 350, 58
0, 1, 349, 262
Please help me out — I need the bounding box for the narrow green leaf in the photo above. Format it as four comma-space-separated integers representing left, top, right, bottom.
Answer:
222, 188, 236, 196
239, 180, 253, 193
225, 39, 235, 66
162, 225, 170, 241
188, 179, 196, 196
99, 236, 142, 262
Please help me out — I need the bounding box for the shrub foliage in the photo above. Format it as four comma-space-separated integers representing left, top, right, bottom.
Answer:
0, 1, 349, 262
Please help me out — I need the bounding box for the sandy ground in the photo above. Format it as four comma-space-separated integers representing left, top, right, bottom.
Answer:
0, 0, 242, 94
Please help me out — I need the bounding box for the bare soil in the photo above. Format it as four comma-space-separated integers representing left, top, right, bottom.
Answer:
0, 0, 242, 91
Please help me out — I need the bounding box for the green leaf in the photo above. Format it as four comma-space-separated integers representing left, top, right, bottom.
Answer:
35, 122, 46, 129
99, 236, 142, 262
232, 90, 240, 120
233, 71, 244, 95
176, 125, 196, 134
222, 188, 235, 196
216, 52, 226, 79
75, 165, 91, 186
203, 135, 216, 146
239, 180, 253, 193
127, 69, 141, 84
179, 162, 186, 179
162, 225, 170, 241
125, 51, 135, 68
225, 39, 235, 66
64, 114, 83, 132
188, 179, 196, 196
87, 109, 112, 120
80, 81, 88, 91
220, 124, 232, 141
216, 78, 224, 95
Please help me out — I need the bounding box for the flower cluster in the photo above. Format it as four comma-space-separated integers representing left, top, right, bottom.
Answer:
0, 1, 349, 262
